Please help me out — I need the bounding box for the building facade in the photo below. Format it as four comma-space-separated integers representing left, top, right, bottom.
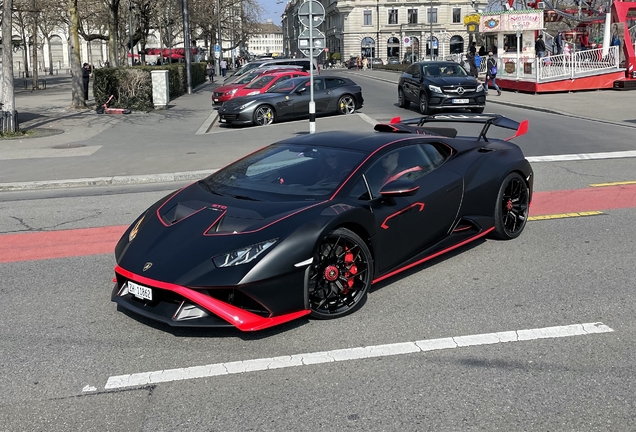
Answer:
246, 21, 284, 57
282, 0, 491, 64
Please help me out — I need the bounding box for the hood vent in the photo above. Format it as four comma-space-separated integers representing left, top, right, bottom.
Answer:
162, 200, 209, 225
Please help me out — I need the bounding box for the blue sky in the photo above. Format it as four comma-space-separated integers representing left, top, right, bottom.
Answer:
260, 0, 286, 24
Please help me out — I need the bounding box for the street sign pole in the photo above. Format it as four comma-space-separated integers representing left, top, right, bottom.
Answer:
309, 0, 315, 134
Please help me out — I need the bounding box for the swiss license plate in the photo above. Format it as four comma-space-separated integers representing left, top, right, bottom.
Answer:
452, 99, 469, 104
128, 281, 153, 301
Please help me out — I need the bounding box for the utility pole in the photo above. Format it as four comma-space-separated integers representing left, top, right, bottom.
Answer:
216, 0, 221, 76
31, 0, 40, 89
129, 0, 134, 65
182, 0, 192, 94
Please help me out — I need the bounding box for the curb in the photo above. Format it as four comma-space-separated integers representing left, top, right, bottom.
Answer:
0, 170, 215, 192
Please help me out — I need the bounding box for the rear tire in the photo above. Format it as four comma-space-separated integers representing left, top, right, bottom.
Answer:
308, 228, 373, 319
493, 172, 530, 240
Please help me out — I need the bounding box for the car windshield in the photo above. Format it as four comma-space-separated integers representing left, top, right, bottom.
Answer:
245, 75, 278, 89
234, 62, 262, 76
201, 143, 366, 200
267, 77, 305, 93
236, 71, 261, 84
424, 64, 468, 77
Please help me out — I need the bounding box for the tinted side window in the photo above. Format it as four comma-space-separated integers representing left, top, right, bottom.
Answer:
312, 78, 325, 91
406, 64, 419, 75
362, 145, 432, 197
325, 78, 347, 89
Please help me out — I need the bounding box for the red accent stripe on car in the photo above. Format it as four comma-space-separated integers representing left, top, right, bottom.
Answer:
372, 227, 494, 284
114, 265, 310, 331
380, 202, 425, 229
0, 225, 128, 263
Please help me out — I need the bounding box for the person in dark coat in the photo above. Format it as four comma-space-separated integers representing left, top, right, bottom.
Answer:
82, 63, 92, 100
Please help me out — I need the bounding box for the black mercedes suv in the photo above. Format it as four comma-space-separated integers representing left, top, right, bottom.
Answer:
398, 61, 486, 114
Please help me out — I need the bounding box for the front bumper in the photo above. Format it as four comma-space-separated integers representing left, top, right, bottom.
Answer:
428, 93, 486, 110
112, 265, 309, 331
217, 110, 254, 125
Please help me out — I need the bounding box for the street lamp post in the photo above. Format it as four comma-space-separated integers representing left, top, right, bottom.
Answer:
129, 0, 134, 66
430, 0, 434, 60
216, 0, 221, 76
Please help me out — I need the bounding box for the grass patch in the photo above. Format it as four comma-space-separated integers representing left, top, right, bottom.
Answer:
0, 130, 33, 140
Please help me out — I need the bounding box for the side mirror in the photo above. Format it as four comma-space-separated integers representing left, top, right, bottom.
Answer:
379, 180, 419, 197
296, 87, 307, 94
412, 73, 420, 80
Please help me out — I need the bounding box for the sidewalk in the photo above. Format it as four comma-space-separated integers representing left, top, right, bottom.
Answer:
1, 70, 634, 192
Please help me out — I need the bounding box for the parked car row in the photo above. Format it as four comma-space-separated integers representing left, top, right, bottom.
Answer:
211, 57, 487, 128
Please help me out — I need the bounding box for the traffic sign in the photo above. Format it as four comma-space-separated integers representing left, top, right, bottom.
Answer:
298, 29, 325, 57
298, 0, 325, 27
214, 44, 220, 52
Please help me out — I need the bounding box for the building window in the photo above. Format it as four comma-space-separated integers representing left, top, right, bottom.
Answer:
408, 9, 418, 24
364, 10, 372, 26
427, 7, 437, 24
452, 8, 461, 23
388, 9, 398, 25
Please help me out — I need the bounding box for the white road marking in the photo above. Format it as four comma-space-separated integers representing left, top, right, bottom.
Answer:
527, 150, 636, 162
0, 146, 102, 160
102, 322, 613, 391
356, 112, 379, 126
196, 110, 219, 135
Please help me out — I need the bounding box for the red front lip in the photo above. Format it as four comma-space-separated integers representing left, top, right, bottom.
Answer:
115, 265, 310, 331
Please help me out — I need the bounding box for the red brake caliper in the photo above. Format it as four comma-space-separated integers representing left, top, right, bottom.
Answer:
343, 248, 357, 292
506, 199, 513, 211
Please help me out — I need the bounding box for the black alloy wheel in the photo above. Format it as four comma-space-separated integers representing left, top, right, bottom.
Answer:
337, 95, 356, 115
419, 92, 430, 115
493, 172, 530, 240
308, 228, 373, 319
398, 87, 409, 108
253, 105, 275, 126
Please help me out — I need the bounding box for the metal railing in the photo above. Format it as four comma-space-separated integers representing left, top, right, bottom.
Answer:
537, 45, 620, 81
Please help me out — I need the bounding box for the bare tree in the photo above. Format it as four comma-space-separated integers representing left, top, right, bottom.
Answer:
37, 0, 66, 75
68, 0, 86, 108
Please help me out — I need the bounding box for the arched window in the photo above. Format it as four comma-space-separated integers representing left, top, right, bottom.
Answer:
361, 37, 375, 58
404, 36, 419, 63
49, 35, 65, 70
450, 35, 464, 54
387, 37, 400, 59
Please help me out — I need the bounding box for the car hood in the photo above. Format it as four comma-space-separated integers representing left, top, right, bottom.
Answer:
426, 76, 479, 86
220, 93, 287, 110
214, 83, 243, 93
115, 182, 326, 284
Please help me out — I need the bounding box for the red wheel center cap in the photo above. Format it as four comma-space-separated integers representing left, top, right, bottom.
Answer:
506, 199, 513, 211
324, 265, 339, 282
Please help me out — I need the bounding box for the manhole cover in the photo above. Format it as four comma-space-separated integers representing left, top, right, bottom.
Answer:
52, 143, 87, 149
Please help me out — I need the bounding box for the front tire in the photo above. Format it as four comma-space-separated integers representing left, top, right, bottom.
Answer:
493, 172, 530, 240
253, 105, 275, 126
419, 92, 431, 115
337, 95, 356, 115
308, 228, 373, 319
398, 88, 409, 108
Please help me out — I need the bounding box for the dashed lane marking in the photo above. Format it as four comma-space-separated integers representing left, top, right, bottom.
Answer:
100, 322, 613, 391
528, 211, 604, 221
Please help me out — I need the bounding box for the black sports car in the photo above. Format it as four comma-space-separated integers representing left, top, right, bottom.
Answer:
398, 61, 486, 115
112, 114, 533, 331
217, 76, 363, 126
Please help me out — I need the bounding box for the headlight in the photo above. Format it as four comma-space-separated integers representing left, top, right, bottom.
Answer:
246, 90, 260, 96
477, 84, 484, 92
228, 88, 238, 96
213, 239, 278, 268
238, 100, 256, 110
128, 214, 146, 242
429, 85, 442, 94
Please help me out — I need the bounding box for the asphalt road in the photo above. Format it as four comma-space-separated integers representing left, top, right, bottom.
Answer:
1, 73, 636, 431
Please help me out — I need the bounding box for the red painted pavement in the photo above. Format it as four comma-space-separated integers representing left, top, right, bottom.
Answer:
1, 184, 636, 264
0, 225, 128, 263
530, 184, 636, 216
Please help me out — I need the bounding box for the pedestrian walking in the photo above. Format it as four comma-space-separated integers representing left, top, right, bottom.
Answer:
468, 52, 478, 78
220, 59, 227, 77
554, 31, 563, 55
82, 63, 92, 101
362, 57, 368, 70
535, 34, 546, 58
206, 62, 214, 82
484, 52, 501, 96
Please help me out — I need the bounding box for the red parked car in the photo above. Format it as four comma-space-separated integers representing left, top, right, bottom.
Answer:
212, 66, 304, 105
231, 70, 310, 99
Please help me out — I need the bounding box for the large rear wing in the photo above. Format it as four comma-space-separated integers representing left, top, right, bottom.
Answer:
374, 113, 529, 142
